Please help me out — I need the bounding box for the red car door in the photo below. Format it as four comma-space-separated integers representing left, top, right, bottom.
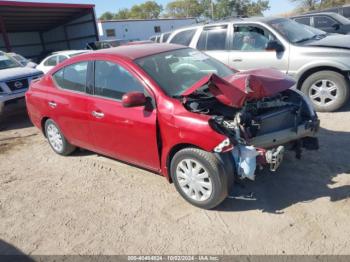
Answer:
47, 61, 93, 149
86, 59, 160, 171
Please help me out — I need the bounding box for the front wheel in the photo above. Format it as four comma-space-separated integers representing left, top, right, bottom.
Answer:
44, 119, 76, 156
301, 70, 349, 112
170, 148, 230, 209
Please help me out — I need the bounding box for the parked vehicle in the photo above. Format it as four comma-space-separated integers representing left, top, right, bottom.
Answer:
166, 17, 350, 112
7, 52, 37, 68
0, 52, 42, 116
26, 44, 319, 209
305, 4, 350, 19
86, 39, 139, 50
36, 50, 89, 74
291, 12, 350, 34
150, 32, 172, 43
149, 35, 161, 42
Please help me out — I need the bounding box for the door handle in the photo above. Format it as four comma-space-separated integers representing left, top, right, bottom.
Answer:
233, 58, 243, 62
48, 101, 57, 108
92, 111, 104, 119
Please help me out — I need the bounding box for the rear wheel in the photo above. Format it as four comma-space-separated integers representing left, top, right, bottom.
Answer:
301, 70, 349, 112
44, 119, 76, 156
170, 148, 229, 209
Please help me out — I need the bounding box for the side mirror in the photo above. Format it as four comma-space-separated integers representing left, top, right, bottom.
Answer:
122, 91, 147, 108
332, 23, 340, 30
266, 40, 285, 53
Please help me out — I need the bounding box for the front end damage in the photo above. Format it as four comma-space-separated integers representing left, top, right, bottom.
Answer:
181, 69, 320, 180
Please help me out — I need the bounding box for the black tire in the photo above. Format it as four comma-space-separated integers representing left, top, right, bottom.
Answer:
44, 119, 76, 156
170, 148, 230, 209
0, 102, 4, 128
301, 70, 349, 112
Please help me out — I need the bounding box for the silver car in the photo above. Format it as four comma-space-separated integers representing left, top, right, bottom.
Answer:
167, 17, 350, 112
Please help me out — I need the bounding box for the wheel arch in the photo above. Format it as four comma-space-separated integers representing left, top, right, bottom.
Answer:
165, 143, 202, 183
41, 116, 50, 137
296, 66, 348, 90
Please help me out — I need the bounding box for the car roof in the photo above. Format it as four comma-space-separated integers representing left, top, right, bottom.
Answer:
52, 50, 87, 55
171, 16, 284, 31
292, 12, 339, 18
92, 43, 186, 60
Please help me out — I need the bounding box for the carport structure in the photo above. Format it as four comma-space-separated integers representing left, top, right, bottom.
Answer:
0, 1, 98, 61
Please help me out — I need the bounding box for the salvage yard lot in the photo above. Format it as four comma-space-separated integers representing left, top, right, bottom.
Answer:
0, 100, 349, 255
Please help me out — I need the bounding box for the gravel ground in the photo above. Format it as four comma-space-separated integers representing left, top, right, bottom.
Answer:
0, 99, 349, 255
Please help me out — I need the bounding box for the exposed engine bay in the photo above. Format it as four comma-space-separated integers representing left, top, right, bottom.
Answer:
180, 69, 320, 180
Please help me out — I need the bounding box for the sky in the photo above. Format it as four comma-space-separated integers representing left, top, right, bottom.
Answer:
5, 0, 298, 17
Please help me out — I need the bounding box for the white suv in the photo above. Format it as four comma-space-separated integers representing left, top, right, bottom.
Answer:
0, 52, 42, 116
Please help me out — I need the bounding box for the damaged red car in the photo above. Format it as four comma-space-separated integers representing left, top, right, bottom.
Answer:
26, 44, 320, 209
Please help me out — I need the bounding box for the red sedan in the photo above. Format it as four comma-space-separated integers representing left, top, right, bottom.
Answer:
26, 44, 319, 209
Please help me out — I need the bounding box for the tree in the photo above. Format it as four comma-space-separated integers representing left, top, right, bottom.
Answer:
290, 0, 350, 11
290, 0, 320, 11
114, 8, 130, 19
100, 1, 162, 20
199, 0, 214, 19
129, 1, 162, 19
140, 1, 163, 18
99, 11, 114, 20
166, 0, 204, 18
215, 0, 270, 18
319, 0, 350, 8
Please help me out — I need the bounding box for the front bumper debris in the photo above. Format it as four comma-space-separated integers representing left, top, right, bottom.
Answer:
265, 146, 285, 172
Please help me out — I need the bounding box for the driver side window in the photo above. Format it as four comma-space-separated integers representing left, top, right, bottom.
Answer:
94, 60, 144, 100
232, 25, 275, 51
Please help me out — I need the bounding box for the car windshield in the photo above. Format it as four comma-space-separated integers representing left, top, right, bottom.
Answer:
135, 48, 234, 97
13, 54, 28, 64
0, 54, 21, 69
268, 18, 324, 44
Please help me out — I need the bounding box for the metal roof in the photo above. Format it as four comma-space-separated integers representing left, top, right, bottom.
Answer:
0, 1, 95, 32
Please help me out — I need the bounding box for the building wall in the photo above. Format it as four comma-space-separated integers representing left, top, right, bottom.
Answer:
0, 31, 42, 58
0, 12, 97, 61
43, 13, 97, 52
98, 19, 196, 41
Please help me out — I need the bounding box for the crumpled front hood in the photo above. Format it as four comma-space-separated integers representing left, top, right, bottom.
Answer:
181, 68, 296, 108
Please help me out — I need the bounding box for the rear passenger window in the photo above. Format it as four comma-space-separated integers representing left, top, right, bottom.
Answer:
295, 17, 311, 26
57, 55, 67, 63
44, 56, 57, 66
314, 16, 336, 28
170, 29, 196, 46
94, 60, 144, 100
197, 26, 228, 50
53, 62, 88, 92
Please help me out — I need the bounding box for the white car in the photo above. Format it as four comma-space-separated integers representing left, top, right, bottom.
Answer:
36, 50, 89, 74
